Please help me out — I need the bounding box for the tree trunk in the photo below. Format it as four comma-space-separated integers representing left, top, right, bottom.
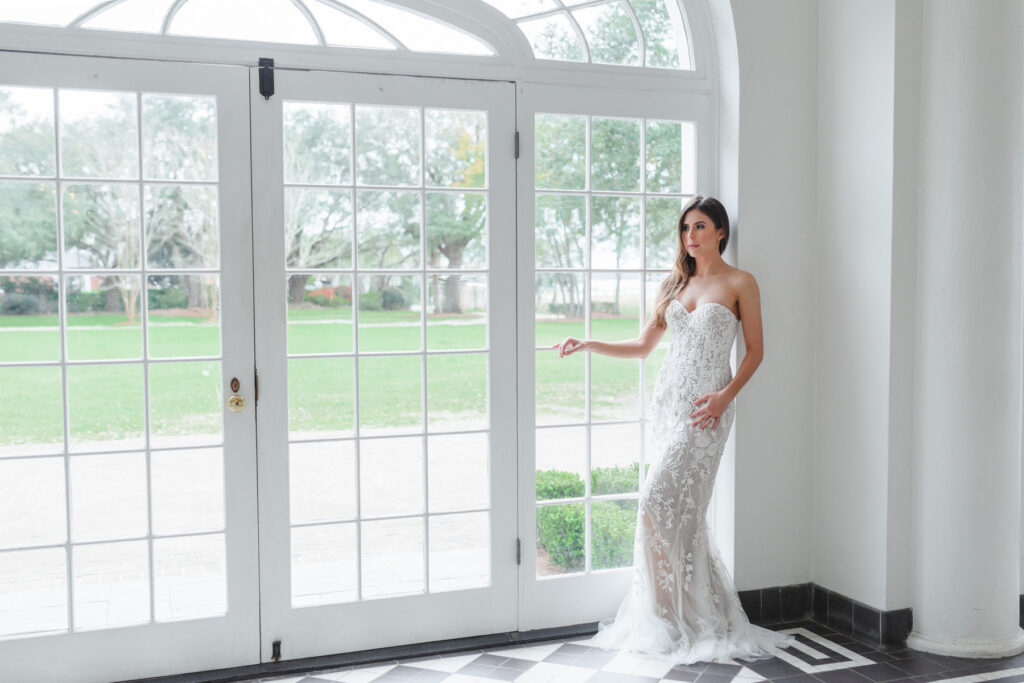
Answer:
288, 274, 307, 304
444, 274, 462, 313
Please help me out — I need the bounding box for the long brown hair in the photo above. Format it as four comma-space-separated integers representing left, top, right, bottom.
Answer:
651, 195, 731, 328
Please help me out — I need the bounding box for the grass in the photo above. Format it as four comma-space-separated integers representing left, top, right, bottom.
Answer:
0, 307, 660, 446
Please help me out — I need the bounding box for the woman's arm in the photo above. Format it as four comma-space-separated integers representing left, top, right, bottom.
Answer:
553, 313, 667, 359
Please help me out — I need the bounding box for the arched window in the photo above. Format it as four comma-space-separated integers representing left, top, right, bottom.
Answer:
0, 3, 720, 681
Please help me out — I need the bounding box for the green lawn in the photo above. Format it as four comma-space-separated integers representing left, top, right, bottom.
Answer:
0, 309, 662, 446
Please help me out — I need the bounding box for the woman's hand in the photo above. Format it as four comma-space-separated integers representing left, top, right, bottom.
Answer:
552, 337, 587, 358
690, 390, 729, 430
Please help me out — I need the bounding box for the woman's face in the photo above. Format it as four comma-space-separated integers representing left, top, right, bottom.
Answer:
681, 208, 719, 255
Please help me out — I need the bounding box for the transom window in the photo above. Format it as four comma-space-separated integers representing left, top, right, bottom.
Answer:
0, 0, 693, 68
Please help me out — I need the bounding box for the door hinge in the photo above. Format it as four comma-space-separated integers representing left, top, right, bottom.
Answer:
516, 537, 522, 565
271, 639, 282, 662
514, 131, 520, 159
254, 368, 259, 403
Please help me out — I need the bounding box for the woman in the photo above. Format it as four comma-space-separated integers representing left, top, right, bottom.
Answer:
552, 196, 797, 664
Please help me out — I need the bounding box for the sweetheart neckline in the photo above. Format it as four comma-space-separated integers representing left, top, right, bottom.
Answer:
671, 298, 739, 322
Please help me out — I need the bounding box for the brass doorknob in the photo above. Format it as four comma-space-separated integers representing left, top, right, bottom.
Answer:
228, 395, 246, 412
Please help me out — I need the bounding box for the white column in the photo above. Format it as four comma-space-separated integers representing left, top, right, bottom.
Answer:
909, 0, 1024, 658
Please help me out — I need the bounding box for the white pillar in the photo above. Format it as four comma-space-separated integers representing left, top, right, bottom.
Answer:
909, 0, 1024, 658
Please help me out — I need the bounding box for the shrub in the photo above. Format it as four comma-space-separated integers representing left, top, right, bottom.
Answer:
1, 293, 40, 314
536, 469, 584, 500
591, 501, 637, 569
66, 289, 106, 313
381, 286, 407, 311
148, 288, 188, 310
535, 464, 642, 572
358, 290, 382, 311
537, 504, 585, 571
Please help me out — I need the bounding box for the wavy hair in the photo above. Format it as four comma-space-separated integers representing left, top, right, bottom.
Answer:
651, 195, 731, 328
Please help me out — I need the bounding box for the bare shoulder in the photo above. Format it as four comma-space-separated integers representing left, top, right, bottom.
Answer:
727, 268, 759, 299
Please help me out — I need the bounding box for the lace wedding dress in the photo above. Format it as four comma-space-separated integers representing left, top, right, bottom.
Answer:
588, 298, 797, 664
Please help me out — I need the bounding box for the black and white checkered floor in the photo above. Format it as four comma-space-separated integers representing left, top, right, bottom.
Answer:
241, 621, 1024, 683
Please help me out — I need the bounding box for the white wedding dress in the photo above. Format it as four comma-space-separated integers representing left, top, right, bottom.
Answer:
588, 298, 797, 665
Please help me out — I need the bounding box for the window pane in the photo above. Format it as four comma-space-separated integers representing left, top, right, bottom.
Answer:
307, 1, 394, 50
73, 540, 149, 630
82, 0, 179, 34
425, 109, 486, 188
0, 457, 65, 548
357, 355, 422, 436
0, 547, 67, 637
146, 274, 221, 358
62, 183, 141, 269
535, 194, 585, 268
286, 274, 353, 355
0, 181, 57, 270
288, 357, 354, 439
291, 523, 358, 607
360, 436, 423, 518
289, 441, 356, 525
59, 90, 138, 180
425, 193, 487, 270
428, 433, 488, 512
66, 274, 143, 361
429, 512, 489, 592
152, 448, 225, 535
153, 534, 226, 621
148, 361, 222, 448
591, 117, 640, 192
592, 499, 636, 569
68, 364, 146, 452
634, 0, 688, 69
70, 452, 148, 542
536, 426, 585, 500
591, 195, 641, 269
355, 106, 419, 187
340, 0, 493, 55
0, 86, 54, 177
285, 187, 352, 269
284, 102, 352, 186
0, 0, 99, 26
426, 275, 486, 350
535, 114, 586, 190
145, 184, 220, 268
536, 502, 583, 576
1, 275, 59, 362
0, 367, 63, 456
573, 1, 640, 66
427, 354, 487, 431
646, 196, 684, 269
361, 517, 424, 598
356, 190, 420, 269
480, 0, 557, 19
520, 13, 585, 62
142, 94, 217, 182
534, 271, 584, 346
356, 274, 421, 351
591, 423, 641, 494
169, 0, 317, 44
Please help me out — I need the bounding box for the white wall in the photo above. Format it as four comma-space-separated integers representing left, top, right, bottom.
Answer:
718, 0, 818, 590
813, 0, 896, 610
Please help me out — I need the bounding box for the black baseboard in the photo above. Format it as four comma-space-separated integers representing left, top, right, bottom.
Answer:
737, 582, 912, 651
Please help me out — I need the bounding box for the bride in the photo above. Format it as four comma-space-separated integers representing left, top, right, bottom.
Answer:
552, 196, 797, 665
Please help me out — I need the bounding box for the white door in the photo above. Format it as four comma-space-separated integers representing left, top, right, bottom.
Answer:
250, 69, 518, 660
516, 82, 715, 629
0, 53, 259, 681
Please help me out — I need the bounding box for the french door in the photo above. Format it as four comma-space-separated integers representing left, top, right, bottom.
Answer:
249, 69, 518, 661
0, 53, 259, 681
